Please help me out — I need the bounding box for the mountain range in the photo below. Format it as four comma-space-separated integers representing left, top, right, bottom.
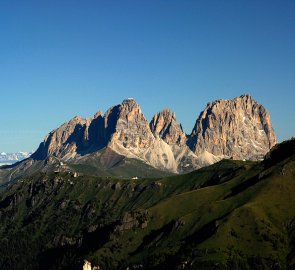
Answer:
0, 93, 294, 270
0, 152, 32, 165
0, 136, 294, 270
0, 94, 277, 184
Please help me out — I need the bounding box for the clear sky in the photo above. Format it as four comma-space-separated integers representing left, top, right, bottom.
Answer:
0, 1, 294, 152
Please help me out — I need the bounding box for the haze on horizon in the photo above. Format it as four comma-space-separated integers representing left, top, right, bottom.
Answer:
0, 1, 294, 152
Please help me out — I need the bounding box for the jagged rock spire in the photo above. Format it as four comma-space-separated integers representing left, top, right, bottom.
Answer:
150, 108, 186, 146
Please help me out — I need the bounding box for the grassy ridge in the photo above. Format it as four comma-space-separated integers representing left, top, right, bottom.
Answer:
0, 140, 294, 269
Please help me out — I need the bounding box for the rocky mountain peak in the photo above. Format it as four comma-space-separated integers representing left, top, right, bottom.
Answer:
26, 94, 277, 176
189, 94, 277, 160
104, 99, 178, 172
93, 111, 102, 119
150, 109, 186, 146
121, 97, 137, 105
119, 98, 144, 123
71, 115, 83, 121
106, 98, 154, 150
31, 115, 89, 160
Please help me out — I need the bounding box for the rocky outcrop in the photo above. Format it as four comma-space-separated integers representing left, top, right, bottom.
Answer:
106, 99, 155, 150
189, 95, 277, 160
115, 211, 149, 232
83, 260, 100, 270
83, 260, 92, 270
150, 109, 186, 146
105, 99, 178, 172
31, 116, 88, 160
149, 108, 220, 171
32, 112, 105, 161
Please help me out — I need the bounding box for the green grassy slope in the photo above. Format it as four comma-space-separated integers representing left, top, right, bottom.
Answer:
0, 139, 294, 270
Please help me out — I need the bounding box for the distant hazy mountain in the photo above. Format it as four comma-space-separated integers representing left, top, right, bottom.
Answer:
0, 152, 32, 165
0, 94, 277, 183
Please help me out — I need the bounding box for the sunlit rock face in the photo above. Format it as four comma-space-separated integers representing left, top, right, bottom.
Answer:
189, 94, 277, 160
27, 95, 276, 175
150, 108, 187, 147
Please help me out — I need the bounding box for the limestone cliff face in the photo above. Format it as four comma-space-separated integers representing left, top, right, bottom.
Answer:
31, 99, 178, 172
149, 109, 202, 172
189, 95, 277, 160
32, 112, 105, 161
28, 94, 277, 174
150, 109, 186, 146
105, 99, 178, 172
106, 99, 155, 150
32, 116, 87, 160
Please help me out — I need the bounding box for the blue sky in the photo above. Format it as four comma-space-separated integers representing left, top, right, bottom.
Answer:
0, 1, 294, 152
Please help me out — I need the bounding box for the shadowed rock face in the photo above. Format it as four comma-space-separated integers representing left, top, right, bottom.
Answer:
27, 95, 277, 174
189, 95, 277, 160
150, 109, 187, 147
32, 116, 88, 160
32, 113, 105, 161
87, 111, 105, 149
